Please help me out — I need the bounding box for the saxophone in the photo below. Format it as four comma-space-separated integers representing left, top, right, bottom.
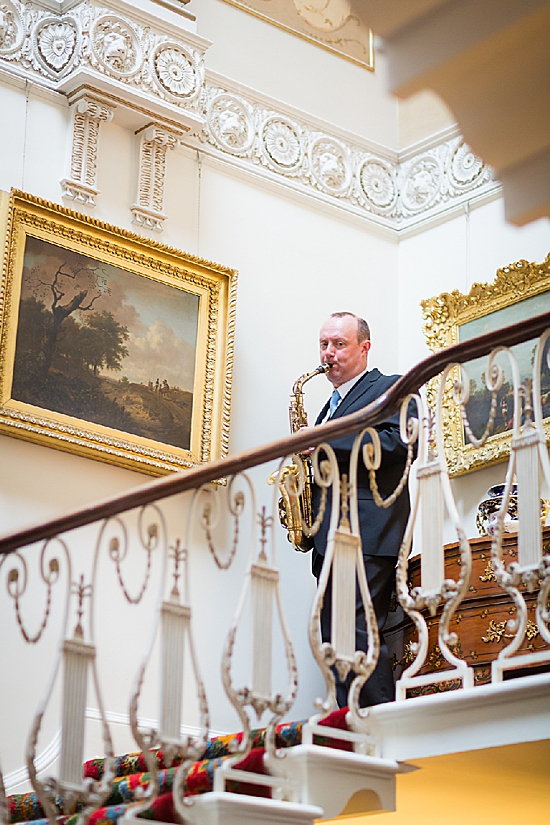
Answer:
268, 364, 330, 552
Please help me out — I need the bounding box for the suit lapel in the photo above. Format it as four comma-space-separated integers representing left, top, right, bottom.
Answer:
315, 369, 383, 425
332, 368, 381, 419
315, 399, 331, 426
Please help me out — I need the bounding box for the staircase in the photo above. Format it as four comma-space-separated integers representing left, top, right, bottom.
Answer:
6, 710, 405, 825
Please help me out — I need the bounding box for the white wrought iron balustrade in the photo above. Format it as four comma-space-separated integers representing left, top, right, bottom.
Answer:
1, 312, 550, 825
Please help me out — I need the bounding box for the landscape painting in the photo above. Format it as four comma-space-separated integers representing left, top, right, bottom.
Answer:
421, 253, 550, 476
458, 290, 550, 441
12, 236, 199, 451
0, 191, 237, 475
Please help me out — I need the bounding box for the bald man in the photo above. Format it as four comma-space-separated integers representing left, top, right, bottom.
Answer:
312, 312, 411, 708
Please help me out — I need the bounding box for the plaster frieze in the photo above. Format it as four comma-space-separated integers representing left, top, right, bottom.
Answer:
0, 0, 501, 232
0, 0, 207, 125
195, 77, 497, 233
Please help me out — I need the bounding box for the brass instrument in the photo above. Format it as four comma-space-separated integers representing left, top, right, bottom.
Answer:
269, 364, 330, 551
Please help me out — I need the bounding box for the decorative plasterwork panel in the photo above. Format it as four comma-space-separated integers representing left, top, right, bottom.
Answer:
132, 123, 181, 231
0, 0, 500, 233
195, 80, 497, 233
61, 93, 115, 205
0, 0, 207, 118
220, 0, 374, 70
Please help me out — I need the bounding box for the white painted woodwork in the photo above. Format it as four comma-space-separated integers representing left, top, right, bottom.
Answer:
159, 601, 190, 742
418, 464, 445, 592
173, 794, 322, 825
270, 745, 408, 818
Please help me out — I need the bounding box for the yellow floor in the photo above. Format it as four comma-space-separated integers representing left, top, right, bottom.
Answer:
326, 740, 550, 824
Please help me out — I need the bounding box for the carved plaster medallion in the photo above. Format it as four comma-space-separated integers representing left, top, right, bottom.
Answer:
208, 93, 253, 154
152, 43, 199, 100
401, 155, 442, 212
91, 15, 141, 77
35, 17, 78, 74
358, 158, 397, 211
0, 1, 23, 55
449, 142, 485, 189
310, 136, 350, 195
261, 116, 303, 171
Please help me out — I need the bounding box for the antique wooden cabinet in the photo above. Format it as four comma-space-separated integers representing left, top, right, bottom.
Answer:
388, 529, 550, 693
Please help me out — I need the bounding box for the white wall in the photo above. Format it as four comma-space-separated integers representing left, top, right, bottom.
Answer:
194, 158, 400, 449
397, 89, 456, 149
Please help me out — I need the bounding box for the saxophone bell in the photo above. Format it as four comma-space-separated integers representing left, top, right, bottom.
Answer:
268, 363, 330, 552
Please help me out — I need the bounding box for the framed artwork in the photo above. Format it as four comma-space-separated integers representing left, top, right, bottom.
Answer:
421, 253, 550, 477
0, 190, 237, 475
220, 0, 374, 70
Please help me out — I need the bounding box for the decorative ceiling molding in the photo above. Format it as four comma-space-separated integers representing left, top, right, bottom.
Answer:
0, 0, 209, 131
0, 0, 501, 234
190, 73, 498, 234
205, 69, 398, 162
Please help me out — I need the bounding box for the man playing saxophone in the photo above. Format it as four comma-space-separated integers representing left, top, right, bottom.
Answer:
311, 312, 412, 709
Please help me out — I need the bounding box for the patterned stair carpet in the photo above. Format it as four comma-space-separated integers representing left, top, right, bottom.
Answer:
8, 709, 351, 825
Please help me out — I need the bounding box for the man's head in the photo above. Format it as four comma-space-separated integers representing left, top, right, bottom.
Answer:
319, 312, 371, 388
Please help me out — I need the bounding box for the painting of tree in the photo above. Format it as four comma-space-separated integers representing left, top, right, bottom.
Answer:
12, 236, 200, 450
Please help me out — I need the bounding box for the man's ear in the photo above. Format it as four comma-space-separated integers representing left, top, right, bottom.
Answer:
362, 340, 371, 357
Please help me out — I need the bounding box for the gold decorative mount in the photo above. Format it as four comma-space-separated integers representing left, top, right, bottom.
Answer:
8, 190, 238, 275
422, 256, 550, 352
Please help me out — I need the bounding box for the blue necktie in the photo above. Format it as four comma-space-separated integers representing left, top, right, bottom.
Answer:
329, 389, 341, 418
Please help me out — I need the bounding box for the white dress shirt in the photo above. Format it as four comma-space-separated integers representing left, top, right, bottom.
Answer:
321, 367, 368, 423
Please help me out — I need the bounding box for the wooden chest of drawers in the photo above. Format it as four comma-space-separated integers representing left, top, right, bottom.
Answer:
387, 529, 550, 693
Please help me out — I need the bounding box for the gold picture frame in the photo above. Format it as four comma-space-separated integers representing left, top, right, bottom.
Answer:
421, 253, 550, 477
220, 0, 374, 71
0, 190, 237, 476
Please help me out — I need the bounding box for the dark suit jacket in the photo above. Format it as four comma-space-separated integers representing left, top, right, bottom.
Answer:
312, 368, 410, 559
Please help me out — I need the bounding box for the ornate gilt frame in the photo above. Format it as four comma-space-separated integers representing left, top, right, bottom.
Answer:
0, 190, 237, 476
421, 254, 550, 477
220, 0, 374, 71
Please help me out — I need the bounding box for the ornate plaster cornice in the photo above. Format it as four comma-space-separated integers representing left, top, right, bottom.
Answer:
191, 72, 498, 234
0, 0, 501, 234
0, 0, 208, 129
205, 70, 398, 163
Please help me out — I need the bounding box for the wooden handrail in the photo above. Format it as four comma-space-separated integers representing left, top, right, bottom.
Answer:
1, 311, 550, 556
